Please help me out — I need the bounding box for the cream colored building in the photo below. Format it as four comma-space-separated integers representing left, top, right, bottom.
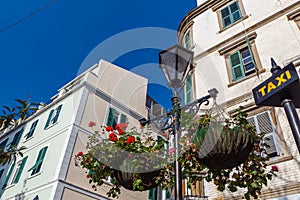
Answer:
178, 0, 300, 199
0, 60, 151, 200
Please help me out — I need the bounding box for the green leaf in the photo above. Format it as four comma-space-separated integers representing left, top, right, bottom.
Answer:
250, 182, 258, 189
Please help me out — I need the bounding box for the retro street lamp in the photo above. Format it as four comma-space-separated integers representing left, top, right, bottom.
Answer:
140, 45, 217, 200
252, 58, 300, 153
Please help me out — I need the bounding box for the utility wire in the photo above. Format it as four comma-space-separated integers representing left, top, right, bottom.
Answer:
0, 0, 60, 33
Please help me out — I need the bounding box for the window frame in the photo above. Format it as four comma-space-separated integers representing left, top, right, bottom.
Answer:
287, 8, 300, 30
214, 0, 247, 31
44, 104, 63, 129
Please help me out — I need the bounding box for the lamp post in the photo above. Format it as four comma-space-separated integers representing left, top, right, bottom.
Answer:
140, 45, 217, 200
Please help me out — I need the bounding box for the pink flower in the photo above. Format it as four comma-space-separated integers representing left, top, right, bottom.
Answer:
271, 165, 279, 172
168, 148, 175, 155
88, 121, 96, 127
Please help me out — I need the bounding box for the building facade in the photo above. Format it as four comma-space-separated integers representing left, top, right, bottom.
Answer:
0, 60, 152, 200
178, 0, 300, 199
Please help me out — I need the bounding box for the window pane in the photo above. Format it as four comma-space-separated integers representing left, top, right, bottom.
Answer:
223, 17, 232, 27
230, 52, 240, 66
234, 67, 243, 78
221, 7, 230, 18
229, 2, 239, 12
245, 63, 255, 71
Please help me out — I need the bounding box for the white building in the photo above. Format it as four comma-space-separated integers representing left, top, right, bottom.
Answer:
178, 0, 300, 199
0, 60, 151, 200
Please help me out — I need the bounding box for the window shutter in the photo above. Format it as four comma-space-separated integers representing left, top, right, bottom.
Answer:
0, 169, 4, 180
229, 51, 245, 81
26, 120, 39, 139
221, 7, 231, 27
107, 108, 117, 128
52, 104, 62, 124
248, 111, 279, 157
148, 188, 156, 200
184, 30, 191, 49
44, 109, 54, 129
3, 163, 15, 188
184, 75, 193, 104
230, 2, 241, 22
11, 128, 24, 147
13, 156, 28, 184
30, 146, 48, 175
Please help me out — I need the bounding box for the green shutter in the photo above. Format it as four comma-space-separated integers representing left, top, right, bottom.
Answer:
184, 75, 193, 104
29, 146, 48, 175
229, 51, 245, 81
44, 109, 54, 129
107, 108, 117, 127
13, 156, 28, 184
52, 104, 62, 124
3, 163, 15, 188
11, 128, 24, 147
26, 120, 39, 139
148, 188, 156, 200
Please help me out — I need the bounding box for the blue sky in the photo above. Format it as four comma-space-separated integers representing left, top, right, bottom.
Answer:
0, 0, 195, 110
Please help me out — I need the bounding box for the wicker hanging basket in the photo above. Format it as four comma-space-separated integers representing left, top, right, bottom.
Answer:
114, 169, 162, 191
194, 124, 254, 170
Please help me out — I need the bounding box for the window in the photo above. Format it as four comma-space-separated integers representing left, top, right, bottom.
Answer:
183, 29, 192, 49
28, 146, 48, 176
183, 74, 193, 105
287, 8, 300, 30
247, 111, 280, 158
218, 32, 264, 85
44, 104, 62, 129
229, 46, 256, 81
10, 127, 24, 148
0, 169, 4, 180
3, 163, 14, 188
25, 120, 39, 139
106, 107, 128, 129
221, 1, 241, 28
214, 0, 246, 30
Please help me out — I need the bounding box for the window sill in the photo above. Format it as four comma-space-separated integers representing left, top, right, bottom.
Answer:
227, 68, 266, 87
267, 154, 293, 165
218, 15, 249, 34
28, 172, 42, 179
44, 122, 58, 130
4, 183, 15, 190
24, 136, 34, 143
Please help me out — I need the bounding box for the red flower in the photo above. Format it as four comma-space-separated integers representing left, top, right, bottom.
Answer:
86, 174, 90, 178
77, 151, 83, 156
109, 132, 118, 142
161, 133, 167, 137
117, 128, 124, 135
271, 165, 279, 172
88, 121, 96, 127
126, 136, 135, 144
106, 126, 114, 132
116, 123, 128, 130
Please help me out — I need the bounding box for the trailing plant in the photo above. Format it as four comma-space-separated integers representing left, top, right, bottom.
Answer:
76, 107, 278, 199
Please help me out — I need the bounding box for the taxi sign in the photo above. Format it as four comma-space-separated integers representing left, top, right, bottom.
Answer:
252, 63, 300, 107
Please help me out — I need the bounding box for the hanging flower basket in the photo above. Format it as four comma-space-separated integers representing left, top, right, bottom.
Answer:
194, 124, 254, 170
113, 169, 162, 191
